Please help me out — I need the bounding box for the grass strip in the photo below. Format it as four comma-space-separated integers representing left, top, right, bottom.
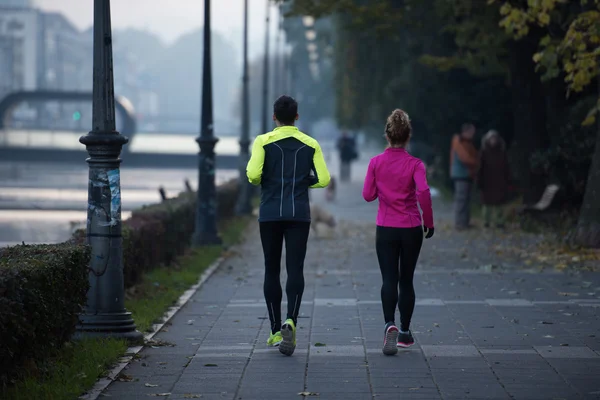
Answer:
126, 216, 251, 333
2, 216, 252, 400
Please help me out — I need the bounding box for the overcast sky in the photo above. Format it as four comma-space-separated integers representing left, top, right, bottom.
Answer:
34, 0, 283, 58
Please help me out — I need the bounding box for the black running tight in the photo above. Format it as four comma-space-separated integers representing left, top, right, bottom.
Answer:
260, 221, 311, 334
375, 225, 423, 332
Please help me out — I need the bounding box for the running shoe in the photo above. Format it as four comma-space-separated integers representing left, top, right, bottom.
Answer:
279, 318, 296, 356
397, 330, 415, 348
267, 331, 283, 347
382, 323, 399, 355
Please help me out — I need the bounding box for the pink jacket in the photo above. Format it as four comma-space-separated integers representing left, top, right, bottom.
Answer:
362, 147, 434, 229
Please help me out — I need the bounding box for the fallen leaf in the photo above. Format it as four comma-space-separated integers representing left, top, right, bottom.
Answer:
298, 392, 319, 397
145, 383, 159, 388
116, 374, 133, 382
434, 323, 440, 327
314, 342, 326, 347
146, 339, 175, 347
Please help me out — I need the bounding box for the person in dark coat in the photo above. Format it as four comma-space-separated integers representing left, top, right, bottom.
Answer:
477, 130, 510, 228
337, 131, 358, 182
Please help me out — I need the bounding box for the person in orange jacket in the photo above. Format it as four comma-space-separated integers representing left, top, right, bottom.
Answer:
449, 123, 478, 230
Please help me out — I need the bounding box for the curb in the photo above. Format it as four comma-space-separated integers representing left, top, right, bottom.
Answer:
79, 256, 226, 400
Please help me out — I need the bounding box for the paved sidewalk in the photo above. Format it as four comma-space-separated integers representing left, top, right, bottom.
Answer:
102, 168, 600, 400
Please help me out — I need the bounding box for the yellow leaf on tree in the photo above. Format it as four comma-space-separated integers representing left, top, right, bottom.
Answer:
538, 13, 551, 25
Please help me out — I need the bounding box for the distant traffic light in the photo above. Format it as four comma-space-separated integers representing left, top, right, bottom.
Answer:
73, 111, 81, 121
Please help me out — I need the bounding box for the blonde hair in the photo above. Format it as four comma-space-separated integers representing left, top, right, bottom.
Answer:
385, 109, 412, 146
482, 129, 505, 151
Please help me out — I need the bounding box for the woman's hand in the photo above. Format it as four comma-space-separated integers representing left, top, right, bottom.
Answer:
423, 226, 434, 239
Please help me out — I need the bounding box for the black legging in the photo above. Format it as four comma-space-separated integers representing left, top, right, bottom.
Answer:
260, 221, 311, 334
375, 225, 423, 332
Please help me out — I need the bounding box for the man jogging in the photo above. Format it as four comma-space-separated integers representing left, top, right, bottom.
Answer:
247, 95, 330, 356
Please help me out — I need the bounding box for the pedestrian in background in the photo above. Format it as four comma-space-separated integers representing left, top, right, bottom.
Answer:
363, 109, 434, 356
477, 130, 510, 228
449, 123, 478, 230
337, 131, 358, 182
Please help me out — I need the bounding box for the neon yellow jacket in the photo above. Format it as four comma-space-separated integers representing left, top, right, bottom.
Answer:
247, 125, 330, 221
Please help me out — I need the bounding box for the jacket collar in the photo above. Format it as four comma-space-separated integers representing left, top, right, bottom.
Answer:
273, 125, 299, 133
385, 147, 407, 153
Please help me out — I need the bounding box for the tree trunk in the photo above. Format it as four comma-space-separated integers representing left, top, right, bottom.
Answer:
507, 39, 549, 204
574, 76, 600, 248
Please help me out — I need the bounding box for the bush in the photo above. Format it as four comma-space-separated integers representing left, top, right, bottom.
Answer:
0, 244, 90, 386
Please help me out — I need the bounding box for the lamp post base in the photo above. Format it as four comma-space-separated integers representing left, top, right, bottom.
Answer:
75, 312, 144, 344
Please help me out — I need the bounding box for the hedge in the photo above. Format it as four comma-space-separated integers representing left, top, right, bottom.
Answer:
0, 180, 240, 386
0, 244, 90, 386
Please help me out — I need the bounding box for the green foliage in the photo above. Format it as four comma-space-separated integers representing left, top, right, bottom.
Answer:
492, 0, 600, 124
0, 244, 90, 387
1, 338, 127, 400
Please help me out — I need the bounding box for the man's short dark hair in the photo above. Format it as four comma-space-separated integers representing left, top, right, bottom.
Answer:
273, 95, 298, 125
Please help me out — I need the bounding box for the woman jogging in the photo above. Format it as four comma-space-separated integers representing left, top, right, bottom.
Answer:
362, 109, 434, 356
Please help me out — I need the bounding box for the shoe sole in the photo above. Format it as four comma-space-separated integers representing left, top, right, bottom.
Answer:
279, 324, 295, 356
397, 341, 414, 348
383, 328, 399, 355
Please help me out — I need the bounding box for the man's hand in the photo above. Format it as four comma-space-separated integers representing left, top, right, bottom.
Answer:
423, 226, 434, 239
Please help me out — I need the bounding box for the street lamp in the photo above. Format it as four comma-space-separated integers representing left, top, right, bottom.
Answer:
192, 0, 221, 245
76, 0, 142, 343
261, 0, 271, 136
235, 0, 252, 215
273, 7, 282, 98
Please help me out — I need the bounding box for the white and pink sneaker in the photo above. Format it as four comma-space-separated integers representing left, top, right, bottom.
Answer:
382, 323, 399, 355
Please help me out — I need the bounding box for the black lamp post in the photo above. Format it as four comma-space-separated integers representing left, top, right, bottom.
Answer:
235, 0, 252, 215
76, 0, 142, 343
192, 0, 221, 246
273, 9, 281, 98
261, 0, 271, 135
